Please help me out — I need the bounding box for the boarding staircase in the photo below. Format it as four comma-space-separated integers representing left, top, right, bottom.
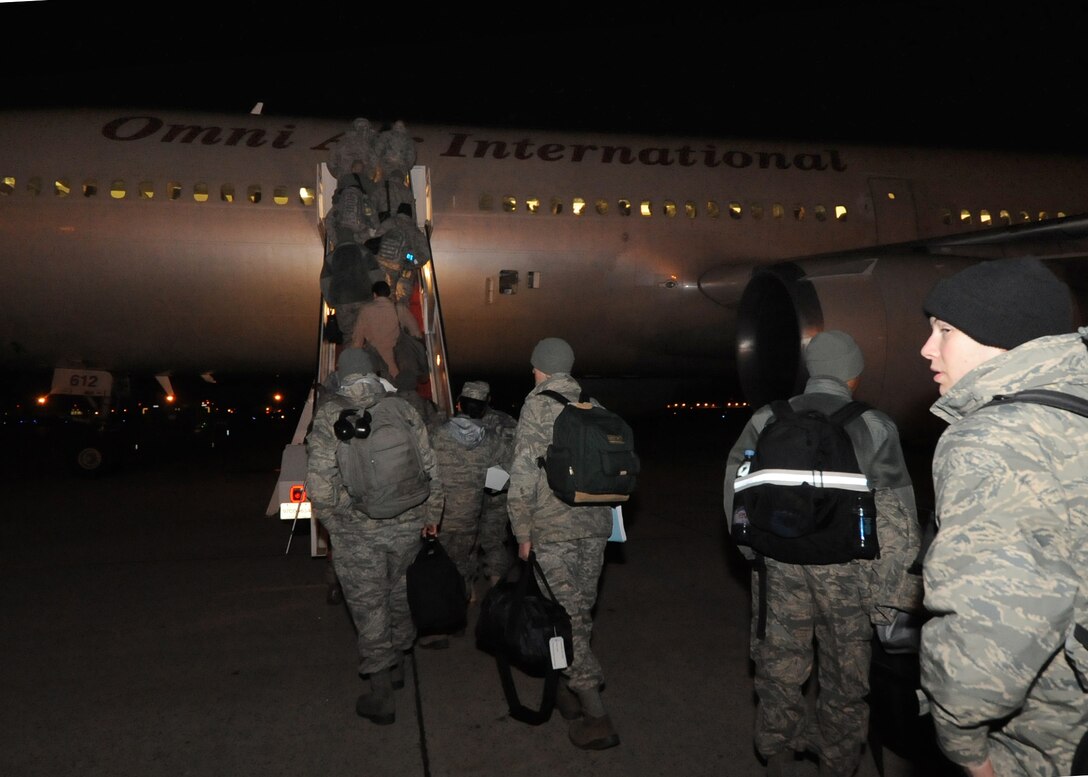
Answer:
268, 162, 453, 555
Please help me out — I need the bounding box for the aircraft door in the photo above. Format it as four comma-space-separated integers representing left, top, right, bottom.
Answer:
868, 178, 918, 244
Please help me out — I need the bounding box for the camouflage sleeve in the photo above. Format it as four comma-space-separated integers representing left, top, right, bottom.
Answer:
862, 414, 922, 619
305, 403, 347, 514
921, 424, 1071, 768
507, 395, 548, 544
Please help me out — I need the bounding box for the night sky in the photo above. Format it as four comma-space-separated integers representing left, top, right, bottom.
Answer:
5, 2, 1088, 154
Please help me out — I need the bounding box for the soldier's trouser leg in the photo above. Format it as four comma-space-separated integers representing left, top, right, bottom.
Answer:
807, 564, 871, 776
439, 528, 478, 598
477, 495, 514, 581
533, 537, 607, 693
329, 521, 420, 676
751, 559, 815, 759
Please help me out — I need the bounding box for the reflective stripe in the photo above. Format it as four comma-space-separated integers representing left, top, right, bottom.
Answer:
734, 469, 870, 493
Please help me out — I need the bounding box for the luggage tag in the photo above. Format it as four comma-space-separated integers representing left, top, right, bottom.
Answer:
549, 635, 568, 670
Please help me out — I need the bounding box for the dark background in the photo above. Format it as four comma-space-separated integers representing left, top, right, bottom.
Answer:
5, 2, 1088, 152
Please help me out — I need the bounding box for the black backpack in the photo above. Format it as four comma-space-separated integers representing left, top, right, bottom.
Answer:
735, 399, 876, 564
537, 390, 639, 505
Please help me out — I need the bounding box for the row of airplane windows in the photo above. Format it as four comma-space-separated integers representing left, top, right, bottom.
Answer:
0, 175, 1063, 227
0, 176, 317, 206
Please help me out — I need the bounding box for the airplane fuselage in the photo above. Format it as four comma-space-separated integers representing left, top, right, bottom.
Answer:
3, 109, 1087, 403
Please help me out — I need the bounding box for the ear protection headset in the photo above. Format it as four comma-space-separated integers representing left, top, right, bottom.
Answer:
334, 408, 372, 440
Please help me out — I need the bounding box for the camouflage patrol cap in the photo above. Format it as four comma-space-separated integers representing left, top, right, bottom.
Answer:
460, 381, 490, 401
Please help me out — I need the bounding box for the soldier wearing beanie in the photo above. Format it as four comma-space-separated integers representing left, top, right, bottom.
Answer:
723, 330, 920, 776
918, 258, 1088, 776
507, 337, 620, 750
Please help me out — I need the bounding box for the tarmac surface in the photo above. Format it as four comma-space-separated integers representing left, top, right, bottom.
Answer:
0, 408, 957, 777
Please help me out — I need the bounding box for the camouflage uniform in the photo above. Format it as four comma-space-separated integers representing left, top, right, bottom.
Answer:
305, 370, 444, 676
478, 405, 517, 581
431, 415, 501, 593
921, 328, 1088, 777
507, 372, 612, 693
723, 376, 920, 774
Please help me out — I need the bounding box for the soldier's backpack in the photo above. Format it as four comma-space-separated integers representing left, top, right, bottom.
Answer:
734, 399, 876, 564
332, 396, 431, 519
537, 390, 639, 505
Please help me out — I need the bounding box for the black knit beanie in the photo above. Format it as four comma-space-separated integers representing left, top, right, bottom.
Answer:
922, 258, 1073, 349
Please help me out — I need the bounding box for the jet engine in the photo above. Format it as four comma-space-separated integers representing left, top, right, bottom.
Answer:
734, 252, 985, 446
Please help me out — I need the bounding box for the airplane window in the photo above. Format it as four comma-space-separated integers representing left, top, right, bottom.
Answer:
220, 184, 235, 203
663, 200, 677, 217
502, 196, 516, 213
193, 183, 209, 203
55, 179, 71, 197
298, 186, 314, 206
706, 201, 720, 218
109, 180, 126, 199
82, 180, 98, 197
793, 205, 805, 221
593, 199, 607, 215
618, 199, 632, 216
1019, 211, 1031, 222
815, 205, 827, 222
168, 182, 182, 200
526, 197, 541, 214
772, 203, 784, 219
958, 209, 972, 225
728, 201, 742, 220
248, 185, 262, 204
1038, 211, 1048, 221
834, 205, 847, 221
0, 176, 13, 196
550, 197, 563, 215
273, 187, 289, 205
27, 177, 41, 196
751, 204, 764, 220
940, 209, 952, 225
998, 209, 1012, 225
979, 209, 991, 226
572, 197, 589, 216
139, 181, 154, 200
1057, 210, 1067, 218
478, 193, 493, 210
684, 201, 696, 219
640, 200, 653, 217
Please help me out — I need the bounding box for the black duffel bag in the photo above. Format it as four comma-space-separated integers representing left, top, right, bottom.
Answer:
476, 552, 573, 724
406, 536, 467, 636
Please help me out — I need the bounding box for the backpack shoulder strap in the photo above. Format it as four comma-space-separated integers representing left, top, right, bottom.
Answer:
539, 389, 570, 406
984, 390, 1088, 418
769, 399, 793, 420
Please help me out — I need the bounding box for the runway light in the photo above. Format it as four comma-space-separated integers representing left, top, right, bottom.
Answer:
36, 395, 47, 406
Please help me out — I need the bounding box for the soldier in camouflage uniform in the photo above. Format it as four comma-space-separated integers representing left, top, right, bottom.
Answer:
429, 382, 503, 619
507, 337, 620, 750
723, 330, 920, 777
919, 257, 1088, 777
474, 381, 518, 587
305, 347, 444, 725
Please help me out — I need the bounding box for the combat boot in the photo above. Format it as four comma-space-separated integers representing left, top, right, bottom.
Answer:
356, 667, 395, 725
568, 688, 619, 750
